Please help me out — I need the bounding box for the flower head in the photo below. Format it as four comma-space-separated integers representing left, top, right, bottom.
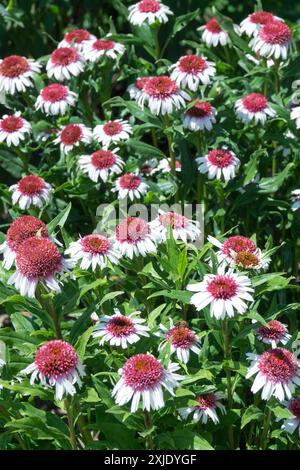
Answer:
138, 75, 190, 115
79, 148, 124, 183
158, 319, 200, 363
201, 17, 230, 47
113, 173, 148, 201
54, 123, 92, 154
179, 392, 226, 424
112, 353, 181, 412
128, 0, 173, 26
150, 210, 201, 243
0, 55, 41, 95
246, 348, 300, 401
35, 84, 77, 116
0, 215, 49, 270
256, 320, 291, 348
280, 398, 300, 436
8, 237, 72, 298
46, 47, 85, 81
0, 112, 31, 147
9, 175, 52, 210
83, 38, 125, 62
65, 234, 120, 271
128, 77, 150, 100
154, 158, 182, 173
21, 340, 85, 400
183, 100, 216, 131
170, 55, 216, 91
92, 310, 150, 348
291, 107, 300, 129
93, 119, 132, 146
235, 92, 276, 125
197, 148, 240, 182
250, 20, 292, 60
115, 216, 158, 258
240, 12, 281, 37
291, 189, 300, 211
59, 29, 96, 51
187, 268, 254, 319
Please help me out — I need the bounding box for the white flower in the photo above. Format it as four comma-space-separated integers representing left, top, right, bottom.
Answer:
187, 268, 254, 320
256, 320, 291, 348
115, 216, 159, 259
197, 148, 240, 182
128, 0, 173, 26
112, 353, 181, 412
20, 340, 85, 401
200, 17, 230, 47
246, 348, 300, 401
9, 175, 52, 210
150, 209, 201, 243
128, 77, 150, 100
240, 12, 281, 37
291, 107, 300, 129
291, 189, 300, 211
59, 29, 96, 52
170, 55, 216, 91
137, 75, 190, 115
93, 119, 132, 146
35, 84, 77, 116
54, 123, 92, 154
65, 234, 120, 271
153, 158, 182, 173
157, 319, 200, 364
0, 112, 31, 147
92, 310, 150, 348
79, 148, 124, 183
112, 173, 148, 201
249, 20, 292, 60
179, 392, 226, 424
235, 92, 275, 125
0, 55, 41, 95
46, 47, 85, 81
280, 398, 300, 436
83, 38, 125, 62
183, 100, 216, 131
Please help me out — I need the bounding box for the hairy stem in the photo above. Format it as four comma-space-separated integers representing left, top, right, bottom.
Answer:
144, 410, 154, 450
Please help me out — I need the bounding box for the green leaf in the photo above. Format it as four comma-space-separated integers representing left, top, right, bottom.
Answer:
75, 326, 94, 361
241, 405, 263, 429
126, 138, 166, 160
47, 202, 72, 234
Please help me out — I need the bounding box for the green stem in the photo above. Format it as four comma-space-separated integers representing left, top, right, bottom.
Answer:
222, 319, 234, 449
260, 406, 272, 450
274, 60, 280, 94
36, 286, 62, 339
65, 397, 77, 450
143, 410, 154, 450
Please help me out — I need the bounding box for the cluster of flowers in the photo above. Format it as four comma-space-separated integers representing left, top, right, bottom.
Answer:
0, 1, 300, 438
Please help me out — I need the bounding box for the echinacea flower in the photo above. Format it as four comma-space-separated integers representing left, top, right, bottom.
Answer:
83, 38, 125, 62
256, 320, 291, 348
20, 340, 85, 400
35, 84, 77, 116
0, 215, 49, 270
207, 235, 258, 267
280, 398, 300, 436
54, 123, 92, 154
128, 0, 173, 26
112, 353, 181, 412
138, 75, 190, 115
179, 392, 226, 424
0, 55, 41, 95
196, 148, 240, 182
79, 148, 124, 183
187, 268, 254, 319
8, 236, 73, 298
115, 216, 158, 258
92, 310, 150, 348
200, 17, 230, 47
93, 119, 132, 146
46, 47, 85, 81
112, 173, 148, 200
231, 248, 271, 272
291, 189, 300, 211
170, 55, 216, 91
183, 100, 216, 131
9, 175, 52, 210
65, 234, 120, 271
154, 158, 182, 173
0, 112, 31, 147
235, 92, 276, 125
290, 106, 300, 129
150, 210, 201, 243
59, 29, 96, 52
157, 319, 201, 363
240, 11, 281, 37
128, 77, 150, 100
246, 348, 300, 401
249, 20, 292, 60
